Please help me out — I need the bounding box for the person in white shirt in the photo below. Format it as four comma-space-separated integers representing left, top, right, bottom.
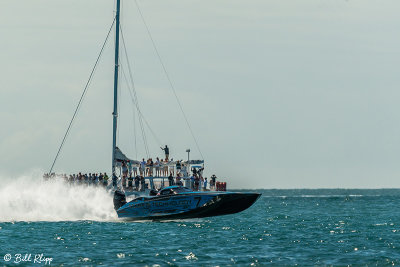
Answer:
155, 157, 161, 176
140, 159, 146, 176
203, 177, 208, 191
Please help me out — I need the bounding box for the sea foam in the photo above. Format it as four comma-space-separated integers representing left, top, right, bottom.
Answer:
0, 171, 117, 222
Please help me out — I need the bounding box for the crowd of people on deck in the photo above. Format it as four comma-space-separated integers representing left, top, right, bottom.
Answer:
44, 145, 219, 191
43, 170, 218, 192
43, 172, 111, 187
119, 159, 217, 191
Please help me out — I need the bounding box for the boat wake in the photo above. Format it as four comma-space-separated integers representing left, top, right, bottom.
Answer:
0, 171, 117, 222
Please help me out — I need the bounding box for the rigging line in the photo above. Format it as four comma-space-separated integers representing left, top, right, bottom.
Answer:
125, 58, 138, 158
121, 65, 150, 158
121, 66, 148, 157
120, 62, 150, 156
119, 25, 149, 157
138, 111, 150, 158
48, 17, 116, 174
140, 111, 163, 147
138, 115, 150, 158
133, 0, 204, 160
133, 91, 137, 159
120, 25, 164, 147
126, 71, 138, 159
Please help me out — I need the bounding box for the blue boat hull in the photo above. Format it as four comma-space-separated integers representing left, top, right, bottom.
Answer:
115, 192, 261, 221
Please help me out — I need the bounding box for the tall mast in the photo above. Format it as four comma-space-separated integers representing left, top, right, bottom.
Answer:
112, 0, 121, 176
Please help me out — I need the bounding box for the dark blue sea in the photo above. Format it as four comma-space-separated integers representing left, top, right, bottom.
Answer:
2, 186, 400, 266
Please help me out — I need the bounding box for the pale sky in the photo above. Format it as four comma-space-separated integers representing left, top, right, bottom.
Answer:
1, 0, 400, 188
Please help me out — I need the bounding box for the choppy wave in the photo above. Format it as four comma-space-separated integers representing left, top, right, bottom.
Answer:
0, 171, 116, 222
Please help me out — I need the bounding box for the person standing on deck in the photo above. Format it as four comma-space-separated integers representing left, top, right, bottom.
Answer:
194, 175, 200, 191
211, 174, 217, 190
122, 161, 128, 177
149, 158, 154, 176
168, 173, 174, 186
127, 160, 132, 178
112, 173, 117, 187
146, 159, 151, 176
98, 173, 104, 185
155, 157, 160, 176
140, 159, 146, 176
132, 163, 138, 177
181, 163, 188, 177
198, 167, 204, 178
134, 175, 140, 191
176, 173, 182, 186
103, 172, 109, 187
94, 173, 98, 186
160, 159, 165, 176
190, 175, 195, 190
169, 159, 174, 176
127, 174, 133, 189
140, 176, 145, 191
176, 160, 181, 174
161, 145, 169, 161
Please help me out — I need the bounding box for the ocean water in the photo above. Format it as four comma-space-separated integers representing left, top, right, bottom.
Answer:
1, 176, 400, 266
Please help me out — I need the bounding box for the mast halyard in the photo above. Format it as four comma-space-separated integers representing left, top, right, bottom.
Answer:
112, 0, 121, 177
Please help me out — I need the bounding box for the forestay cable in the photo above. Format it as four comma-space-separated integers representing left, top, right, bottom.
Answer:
49, 18, 116, 173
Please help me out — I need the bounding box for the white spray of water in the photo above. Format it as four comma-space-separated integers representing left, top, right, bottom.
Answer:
0, 172, 117, 222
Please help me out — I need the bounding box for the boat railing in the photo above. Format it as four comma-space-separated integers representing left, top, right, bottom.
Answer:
121, 176, 211, 192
